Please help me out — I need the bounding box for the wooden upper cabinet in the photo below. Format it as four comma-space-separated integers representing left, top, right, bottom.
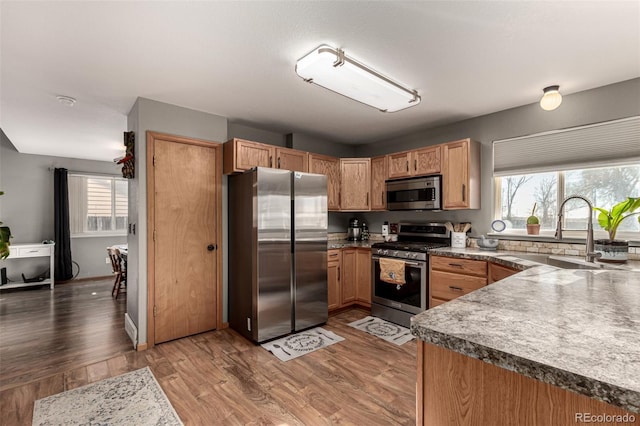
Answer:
224, 138, 274, 174
442, 139, 481, 210
386, 146, 441, 179
413, 146, 441, 175
340, 158, 371, 211
275, 147, 308, 172
387, 151, 412, 179
370, 156, 387, 210
309, 153, 341, 211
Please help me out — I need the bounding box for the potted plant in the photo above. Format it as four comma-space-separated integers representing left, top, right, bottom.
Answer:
0, 191, 11, 260
593, 197, 640, 263
526, 203, 540, 235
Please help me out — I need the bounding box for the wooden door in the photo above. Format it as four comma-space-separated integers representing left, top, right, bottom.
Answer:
442, 140, 469, 209
370, 156, 387, 210
149, 133, 221, 345
235, 139, 274, 171
275, 147, 308, 172
341, 248, 357, 304
386, 151, 412, 179
413, 146, 441, 176
340, 158, 371, 211
327, 250, 341, 311
309, 153, 341, 211
355, 249, 372, 305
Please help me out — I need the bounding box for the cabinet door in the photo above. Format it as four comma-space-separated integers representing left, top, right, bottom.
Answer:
355, 249, 372, 305
309, 154, 341, 211
370, 156, 387, 210
234, 139, 275, 171
386, 151, 412, 179
328, 251, 341, 311
275, 147, 308, 172
340, 159, 371, 211
442, 139, 482, 210
341, 248, 357, 304
488, 263, 519, 284
413, 146, 441, 176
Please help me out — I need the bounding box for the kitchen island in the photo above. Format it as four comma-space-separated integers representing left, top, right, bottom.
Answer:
411, 249, 640, 425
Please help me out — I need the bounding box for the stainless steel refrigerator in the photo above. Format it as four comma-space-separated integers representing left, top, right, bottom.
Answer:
229, 167, 328, 343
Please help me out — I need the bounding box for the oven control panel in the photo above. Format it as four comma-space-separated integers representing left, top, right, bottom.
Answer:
374, 248, 426, 261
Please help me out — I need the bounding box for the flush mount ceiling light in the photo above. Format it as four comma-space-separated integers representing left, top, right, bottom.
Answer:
295, 45, 420, 113
539, 85, 562, 111
56, 95, 76, 107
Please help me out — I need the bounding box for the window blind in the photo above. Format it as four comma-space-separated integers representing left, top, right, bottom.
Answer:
493, 116, 640, 176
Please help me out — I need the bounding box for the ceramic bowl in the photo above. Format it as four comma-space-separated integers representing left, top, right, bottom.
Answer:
477, 237, 499, 249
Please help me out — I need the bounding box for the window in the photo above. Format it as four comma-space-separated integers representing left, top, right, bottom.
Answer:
69, 175, 128, 236
495, 165, 640, 236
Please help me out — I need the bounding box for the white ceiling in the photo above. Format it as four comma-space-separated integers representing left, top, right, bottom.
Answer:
1, 1, 639, 162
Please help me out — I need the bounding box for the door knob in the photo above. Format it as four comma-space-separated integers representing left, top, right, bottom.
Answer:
207, 244, 216, 251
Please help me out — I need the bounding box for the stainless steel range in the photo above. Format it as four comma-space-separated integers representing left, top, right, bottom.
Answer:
371, 223, 450, 327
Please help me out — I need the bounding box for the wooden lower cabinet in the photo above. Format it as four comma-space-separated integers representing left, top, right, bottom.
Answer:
488, 262, 519, 283
418, 342, 635, 426
328, 247, 372, 311
429, 255, 487, 308
327, 250, 342, 311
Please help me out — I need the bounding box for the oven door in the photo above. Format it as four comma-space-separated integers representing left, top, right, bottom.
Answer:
371, 255, 427, 315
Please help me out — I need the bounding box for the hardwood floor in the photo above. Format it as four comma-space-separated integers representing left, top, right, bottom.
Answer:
0, 278, 132, 391
0, 309, 417, 425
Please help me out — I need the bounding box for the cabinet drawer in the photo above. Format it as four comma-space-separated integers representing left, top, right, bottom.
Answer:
431, 270, 487, 300
431, 256, 487, 277
17, 246, 51, 257
489, 262, 519, 284
328, 249, 341, 261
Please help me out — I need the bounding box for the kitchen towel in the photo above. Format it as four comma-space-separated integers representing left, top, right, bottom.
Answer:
379, 258, 406, 285
348, 316, 415, 346
261, 327, 344, 362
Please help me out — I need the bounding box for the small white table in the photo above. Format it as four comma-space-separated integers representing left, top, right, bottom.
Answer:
1, 243, 55, 290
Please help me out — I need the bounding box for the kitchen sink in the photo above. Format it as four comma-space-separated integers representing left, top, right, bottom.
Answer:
512, 253, 612, 270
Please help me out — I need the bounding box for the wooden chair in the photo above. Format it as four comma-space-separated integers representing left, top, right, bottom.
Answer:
107, 246, 126, 299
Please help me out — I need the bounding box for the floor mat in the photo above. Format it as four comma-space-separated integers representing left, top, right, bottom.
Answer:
261, 327, 344, 361
348, 316, 415, 345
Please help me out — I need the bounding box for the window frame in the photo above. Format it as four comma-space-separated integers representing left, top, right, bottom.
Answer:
69, 173, 128, 238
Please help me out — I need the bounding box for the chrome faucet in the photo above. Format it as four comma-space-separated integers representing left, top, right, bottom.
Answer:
555, 195, 601, 263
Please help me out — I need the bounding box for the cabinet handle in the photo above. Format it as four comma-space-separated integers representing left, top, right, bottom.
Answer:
329, 253, 338, 257
277, 157, 281, 168
448, 263, 463, 268
406, 160, 409, 172
338, 191, 341, 207
269, 156, 273, 168
462, 184, 466, 202
338, 266, 340, 280
449, 286, 463, 292
366, 192, 369, 206
414, 159, 417, 171
381, 191, 384, 204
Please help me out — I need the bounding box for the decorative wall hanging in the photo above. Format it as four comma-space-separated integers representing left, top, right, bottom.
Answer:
118, 131, 135, 179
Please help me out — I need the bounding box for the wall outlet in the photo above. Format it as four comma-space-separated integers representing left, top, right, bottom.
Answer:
106, 257, 110, 264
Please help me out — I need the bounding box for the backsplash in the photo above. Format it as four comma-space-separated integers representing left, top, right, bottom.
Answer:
468, 238, 640, 260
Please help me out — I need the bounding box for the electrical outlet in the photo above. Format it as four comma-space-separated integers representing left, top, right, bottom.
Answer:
106, 257, 110, 264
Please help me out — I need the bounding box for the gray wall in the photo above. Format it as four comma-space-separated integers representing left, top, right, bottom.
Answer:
127, 97, 227, 348
289, 133, 357, 158
348, 78, 640, 236
227, 122, 285, 146
0, 131, 126, 280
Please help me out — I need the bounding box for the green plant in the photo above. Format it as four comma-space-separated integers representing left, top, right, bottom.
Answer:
526, 203, 540, 225
0, 191, 11, 259
593, 197, 640, 241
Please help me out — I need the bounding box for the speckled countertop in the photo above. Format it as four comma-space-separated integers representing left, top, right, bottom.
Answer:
411, 248, 640, 413
327, 240, 376, 249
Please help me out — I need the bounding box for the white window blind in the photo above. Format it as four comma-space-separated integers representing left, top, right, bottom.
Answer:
69, 174, 128, 235
493, 116, 640, 176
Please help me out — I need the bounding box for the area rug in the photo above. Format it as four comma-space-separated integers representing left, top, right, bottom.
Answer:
32, 367, 183, 426
261, 327, 344, 361
348, 316, 415, 345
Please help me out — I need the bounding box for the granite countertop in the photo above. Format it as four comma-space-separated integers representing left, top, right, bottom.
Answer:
327, 240, 374, 249
411, 248, 640, 413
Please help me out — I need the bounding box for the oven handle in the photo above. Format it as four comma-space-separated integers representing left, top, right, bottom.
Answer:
372, 256, 424, 268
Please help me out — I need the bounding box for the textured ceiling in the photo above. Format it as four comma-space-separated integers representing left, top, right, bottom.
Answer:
1, 1, 639, 161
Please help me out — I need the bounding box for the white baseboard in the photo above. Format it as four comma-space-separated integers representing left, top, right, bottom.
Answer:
124, 313, 138, 349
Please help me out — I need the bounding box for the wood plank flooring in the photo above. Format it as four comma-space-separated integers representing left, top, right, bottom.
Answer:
1, 309, 417, 425
0, 278, 132, 391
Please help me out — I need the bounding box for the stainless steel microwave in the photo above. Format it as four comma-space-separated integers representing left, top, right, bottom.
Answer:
386, 175, 442, 210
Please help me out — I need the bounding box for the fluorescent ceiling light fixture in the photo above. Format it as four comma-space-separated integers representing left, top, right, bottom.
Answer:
295, 45, 420, 113
540, 85, 562, 111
